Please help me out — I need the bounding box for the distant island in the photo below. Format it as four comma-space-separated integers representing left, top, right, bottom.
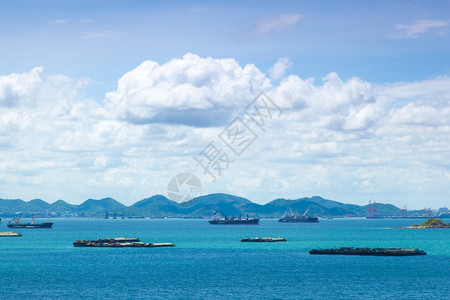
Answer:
401, 218, 450, 229
0, 193, 446, 219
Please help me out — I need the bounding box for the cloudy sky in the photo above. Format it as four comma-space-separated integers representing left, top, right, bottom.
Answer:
1, 0, 450, 209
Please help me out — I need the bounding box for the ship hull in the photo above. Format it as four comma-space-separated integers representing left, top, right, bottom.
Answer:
7, 223, 53, 228
241, 237, 286, 242
73, 238, 174, 248
209, 219, 259, 225
309, 247, 426, 256
278, 217, 319, 223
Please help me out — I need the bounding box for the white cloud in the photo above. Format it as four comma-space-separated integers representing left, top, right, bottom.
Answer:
269, 58, 292, 80
82, 30, 118, 39
392, 19, 450, 39
48, 19, 70, 25
105, 53, 271, 126
389, 102, 450, 126
253, 13, 303, 35
1, 54, 450, 208
0, 67, 44, 107
379, 76, 450, 100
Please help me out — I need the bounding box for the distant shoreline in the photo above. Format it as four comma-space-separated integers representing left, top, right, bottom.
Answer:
1, 193, 448, 219
397, 225, 450, 229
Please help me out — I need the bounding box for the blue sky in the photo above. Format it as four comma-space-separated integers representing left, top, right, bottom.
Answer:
1, 0, 450, 209
2, 0, 449, 99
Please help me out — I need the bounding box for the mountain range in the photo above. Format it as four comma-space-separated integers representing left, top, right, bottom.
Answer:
0, 193, 412, 218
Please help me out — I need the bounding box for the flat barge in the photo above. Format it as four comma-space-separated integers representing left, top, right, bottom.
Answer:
241, 237, 286, 242
73, 237, 175, 248
309, 247, 426, 256
0, 231, 22, 237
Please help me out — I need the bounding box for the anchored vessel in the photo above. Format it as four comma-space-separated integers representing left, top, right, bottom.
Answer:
73, 237, 175, 248
7, 212, 53, 229
241, 237, 286, 242
278, 209, 319, 223
0, 231, 22, 237
309, 247, 426, 256
209, 213, 259, 225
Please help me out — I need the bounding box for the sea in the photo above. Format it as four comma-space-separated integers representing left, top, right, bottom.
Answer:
0, 218, 449, 299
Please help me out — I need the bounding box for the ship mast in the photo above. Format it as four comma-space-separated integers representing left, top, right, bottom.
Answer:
18, 212, 25, 224
32, 209, 37, 225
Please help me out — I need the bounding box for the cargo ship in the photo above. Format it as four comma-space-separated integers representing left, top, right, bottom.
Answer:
309, 247, 426, 256
208, 213, 259, 225
73, 237, 175, 248
7, 212, 53, 229
278, 209, 319, 223
241, 237, 286, 242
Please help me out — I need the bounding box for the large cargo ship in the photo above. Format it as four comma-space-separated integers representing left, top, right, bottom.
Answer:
208, 213, 259, 225
278, 209, 319, 223
7, 212, 53, 229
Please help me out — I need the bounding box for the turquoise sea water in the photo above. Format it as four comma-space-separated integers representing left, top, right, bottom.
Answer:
0, 218, 449, 299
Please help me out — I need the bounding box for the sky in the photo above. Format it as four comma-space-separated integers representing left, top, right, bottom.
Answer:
1, 0, 450, 209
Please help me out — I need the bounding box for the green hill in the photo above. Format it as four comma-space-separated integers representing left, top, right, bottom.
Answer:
0, 194, 408, 218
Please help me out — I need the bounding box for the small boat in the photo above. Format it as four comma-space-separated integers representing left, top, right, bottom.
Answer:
241, 237, 286, 242
73, 237, 175, 248
309, 247, 427, 256
7, 211, 53, 229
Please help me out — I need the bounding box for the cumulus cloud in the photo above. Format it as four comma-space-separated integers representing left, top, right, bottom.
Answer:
1, 54, 450, 208
0, 67, 44, 107
392, 19, 450, 39
389, 102, 450, 126
105, 53, 271, 126
269, 58, 292, 80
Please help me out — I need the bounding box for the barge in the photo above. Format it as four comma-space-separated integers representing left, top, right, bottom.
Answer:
73, 237, 175, 248
241, 237, 286, 242
309, 247, 426, 256
0, 231, 22, 237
